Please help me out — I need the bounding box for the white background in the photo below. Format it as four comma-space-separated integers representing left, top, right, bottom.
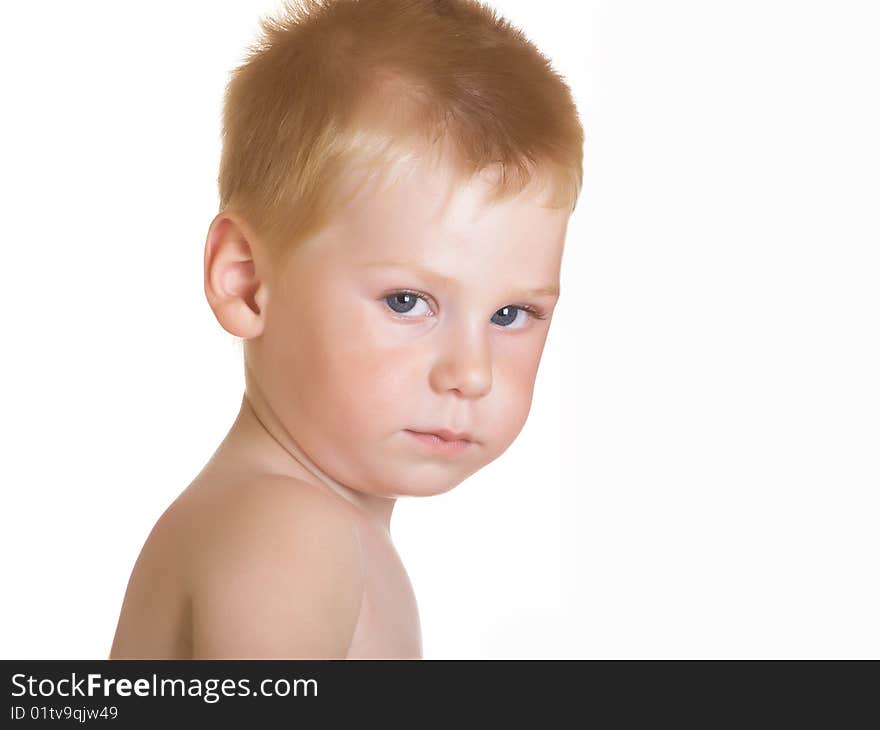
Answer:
1, 1, 877, 659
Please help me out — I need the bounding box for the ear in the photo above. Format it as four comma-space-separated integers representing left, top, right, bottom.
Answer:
203, 212, 270, 339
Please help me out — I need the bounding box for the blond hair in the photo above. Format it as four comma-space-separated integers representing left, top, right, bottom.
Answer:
218, 0, 584, 270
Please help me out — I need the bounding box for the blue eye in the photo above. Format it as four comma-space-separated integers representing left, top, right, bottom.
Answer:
384, 291, 431, 317
383, 290, 547, 328
491, 305, 527, 328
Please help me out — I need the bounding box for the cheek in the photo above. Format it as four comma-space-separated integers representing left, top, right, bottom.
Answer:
491, 342, 544, 426
496, 335, 544, 388
311, 329, 416, 431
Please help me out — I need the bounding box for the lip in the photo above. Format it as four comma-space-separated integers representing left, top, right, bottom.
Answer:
414, 428, 474, 443
405, 429, 474, 455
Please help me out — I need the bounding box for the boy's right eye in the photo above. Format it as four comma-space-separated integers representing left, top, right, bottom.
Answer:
384, 290, 432, 318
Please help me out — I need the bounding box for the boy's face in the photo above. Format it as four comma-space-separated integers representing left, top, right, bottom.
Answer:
252, 156, 570, 498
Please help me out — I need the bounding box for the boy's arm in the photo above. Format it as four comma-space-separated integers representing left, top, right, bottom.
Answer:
189, 478, 365, 659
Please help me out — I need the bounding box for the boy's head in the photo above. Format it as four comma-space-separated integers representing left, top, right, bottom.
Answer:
204, 0, 583, 498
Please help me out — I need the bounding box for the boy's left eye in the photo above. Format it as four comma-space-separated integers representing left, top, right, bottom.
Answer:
490, 305, 530, 329
382, 290, 544, 330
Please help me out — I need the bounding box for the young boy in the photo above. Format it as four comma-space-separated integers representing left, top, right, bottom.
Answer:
110, 0, 582, 659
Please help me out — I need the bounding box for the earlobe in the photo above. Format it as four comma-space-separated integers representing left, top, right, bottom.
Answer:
203, 213, 267, 340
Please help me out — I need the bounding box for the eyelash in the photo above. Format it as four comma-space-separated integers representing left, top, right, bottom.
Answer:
385, 288, 549, 322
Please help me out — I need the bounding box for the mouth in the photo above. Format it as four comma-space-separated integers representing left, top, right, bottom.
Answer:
404, 429, 474, 454
410, 428, 474, 443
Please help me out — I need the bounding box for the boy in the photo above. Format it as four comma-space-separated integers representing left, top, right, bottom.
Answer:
110, 0, 582, 659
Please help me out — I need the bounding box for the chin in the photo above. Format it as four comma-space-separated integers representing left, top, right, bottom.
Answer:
388, 472, 469, 499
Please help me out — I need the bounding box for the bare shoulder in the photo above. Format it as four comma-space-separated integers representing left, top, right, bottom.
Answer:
181, 473, 366, 659
109, 494, 192, 659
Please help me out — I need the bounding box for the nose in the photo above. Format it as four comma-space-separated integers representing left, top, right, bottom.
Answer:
428, 321, 493, 398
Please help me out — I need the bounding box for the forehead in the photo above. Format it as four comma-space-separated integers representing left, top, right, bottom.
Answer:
322, 154, 570, 273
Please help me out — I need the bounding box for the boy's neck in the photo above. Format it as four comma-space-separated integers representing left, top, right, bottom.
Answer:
214, 378, 396, 535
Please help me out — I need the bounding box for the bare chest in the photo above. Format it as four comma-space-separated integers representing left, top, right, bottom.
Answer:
346, 525, 423, 659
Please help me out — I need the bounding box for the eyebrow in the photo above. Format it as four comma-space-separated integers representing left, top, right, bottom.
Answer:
364, 261, 560, 298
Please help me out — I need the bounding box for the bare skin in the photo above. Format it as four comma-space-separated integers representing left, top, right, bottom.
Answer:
109, 152, 569, 658
109, 388, 421, 658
